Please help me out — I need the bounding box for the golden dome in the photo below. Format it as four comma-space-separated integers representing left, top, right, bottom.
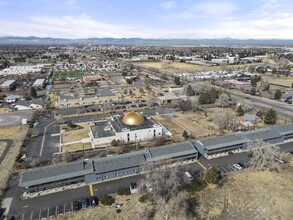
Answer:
121, 111, 145, 126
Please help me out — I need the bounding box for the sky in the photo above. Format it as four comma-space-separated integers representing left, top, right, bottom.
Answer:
0, 0, 293, 39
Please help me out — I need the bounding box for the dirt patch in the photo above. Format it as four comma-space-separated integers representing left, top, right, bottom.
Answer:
0, 126, 21, 138
0, 108, 8, 114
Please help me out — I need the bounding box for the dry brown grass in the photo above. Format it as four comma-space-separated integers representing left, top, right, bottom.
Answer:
0, 126, 28, 197
62, 122, 90, 143
0, 108, 8, 114
153, 115, 185, 141
263, 76, 293, 88
173, 111, 220, 138
62, 142, 92, 153
0, 141, 7, 158
0, 126, 21, 138
134, 61, 254, 75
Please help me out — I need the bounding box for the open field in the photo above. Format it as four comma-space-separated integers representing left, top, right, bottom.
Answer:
55, 155, 293, 220
0, 141, 7, 158
0, 126, 21, 138
0, 126, 28, 197
53, 71, 84, 79
0, 108, 8, 114
263, 76, 293, 88
173, 111, 220, 138
62, 142, 92, 153
133, 61, 255, 75
61, 122, 90, 143
153, 115, 185, 142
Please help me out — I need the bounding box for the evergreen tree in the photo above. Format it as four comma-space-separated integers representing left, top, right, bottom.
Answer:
237, 105, 245, 116
182, 130, 189, 139
30, 87, 37, 98
274, 90, 282, 100
264, 108, 277, 124
174, 76, 181, 85
186, 85, 195, 96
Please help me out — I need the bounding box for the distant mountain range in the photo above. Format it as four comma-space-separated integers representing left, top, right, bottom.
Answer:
1, 36, 293, 46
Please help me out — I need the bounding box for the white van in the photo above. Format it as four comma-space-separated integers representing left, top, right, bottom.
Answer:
184, 171, 195, 181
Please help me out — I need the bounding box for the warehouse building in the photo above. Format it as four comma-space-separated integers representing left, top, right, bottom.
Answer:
0, 80, 16, 91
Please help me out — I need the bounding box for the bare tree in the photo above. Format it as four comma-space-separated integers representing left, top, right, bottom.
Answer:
216, 93, 230, 108
212, 109, 237, 131
139, 162, 191, 220
248, 143, 287, 172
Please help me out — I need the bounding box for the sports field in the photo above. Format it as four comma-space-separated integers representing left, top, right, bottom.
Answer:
53, 71, 84, 79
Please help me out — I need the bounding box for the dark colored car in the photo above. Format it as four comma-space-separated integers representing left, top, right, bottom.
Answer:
80, 198, 90, 209
89, 196, 99, 206
73, 201, 81, 211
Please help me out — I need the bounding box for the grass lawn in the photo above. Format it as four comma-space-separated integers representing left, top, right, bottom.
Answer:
0, 126, 21, 138
263, 76, 293, 88
53, 71, 84, 79
62, 142, 92, 152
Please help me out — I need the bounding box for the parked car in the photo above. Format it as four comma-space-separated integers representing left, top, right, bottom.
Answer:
72, 201, 81, 211
80, 198, 90, 209
184, 171, 195, 181
89, 196, 99, 206
233, 163, 242, 170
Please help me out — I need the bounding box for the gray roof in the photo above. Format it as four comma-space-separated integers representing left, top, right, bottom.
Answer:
198, 134, 248, 150
91, 121, 116, 138
243, 114, 258, 121
30, 99, 45, 106
15, 100, 30, 107
98, 88, 114, 97
19, 161, 93, 188
92, 151, 147, 174
33, 79, 45, 86
272, 124, 293, 136
0, 80, 15, 87
243, 127, 281, 141
147, 141, 197, 161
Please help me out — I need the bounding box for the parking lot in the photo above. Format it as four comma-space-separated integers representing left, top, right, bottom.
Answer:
217, 162, 250, 175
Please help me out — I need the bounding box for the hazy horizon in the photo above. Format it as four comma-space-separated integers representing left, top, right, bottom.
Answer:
0, 0, 293, 39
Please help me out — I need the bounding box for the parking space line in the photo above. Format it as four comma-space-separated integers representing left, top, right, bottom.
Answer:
55, 206, 58, 216
221, 166, 230, 173
63, 204, 65, 214
226, 165, 235, 172
47, 207, 49, 218
30, 211, 33, 220
21, 213, 25, 220
38, 209, 41, 220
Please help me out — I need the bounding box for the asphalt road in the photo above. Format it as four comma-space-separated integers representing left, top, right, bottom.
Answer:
227, 90, 293, 120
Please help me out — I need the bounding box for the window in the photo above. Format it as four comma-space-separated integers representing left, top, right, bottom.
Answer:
105, 175, 109, 178
116, 173, 119, 176
124, 171, 128, 174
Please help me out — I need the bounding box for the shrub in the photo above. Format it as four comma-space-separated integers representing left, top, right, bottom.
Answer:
138, 194, 149, 203
205, 166, 221, 184
184, 180, 207, 192
111, 139, 118, 147
117, 187, 131, 195
100, 195, 115, 206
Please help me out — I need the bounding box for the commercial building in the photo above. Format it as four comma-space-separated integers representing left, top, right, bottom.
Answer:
157, 94, 187, 105
90, 111, 163, 146
0, 80, 16, 91
32, 79, 46, 90
19, 142, 198, 194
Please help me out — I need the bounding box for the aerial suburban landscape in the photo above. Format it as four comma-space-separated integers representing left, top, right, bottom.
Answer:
0, 0, 293, 220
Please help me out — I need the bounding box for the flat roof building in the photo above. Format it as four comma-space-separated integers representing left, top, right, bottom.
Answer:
0, 80, 16, 91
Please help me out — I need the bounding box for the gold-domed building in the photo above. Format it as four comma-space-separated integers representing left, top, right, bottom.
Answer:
121, 111, 145, 126
90, 111, 163, 146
